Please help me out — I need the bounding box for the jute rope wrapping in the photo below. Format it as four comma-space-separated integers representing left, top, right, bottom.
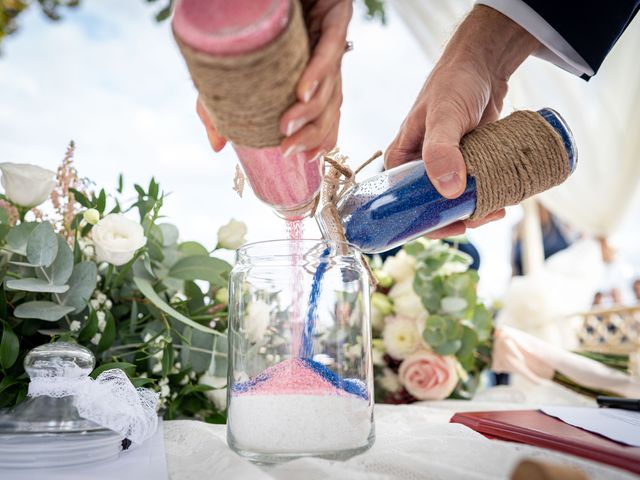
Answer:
173, 0, 309, 148
462, 110, 570, 220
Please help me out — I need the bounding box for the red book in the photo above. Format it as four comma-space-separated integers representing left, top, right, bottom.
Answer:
450, 410, 640, 475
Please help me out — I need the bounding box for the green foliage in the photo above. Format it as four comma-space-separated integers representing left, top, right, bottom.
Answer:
0, 153, 236, 423
363, 0, 386, 24
404, 239, 493, 398
372, 239, 493, 403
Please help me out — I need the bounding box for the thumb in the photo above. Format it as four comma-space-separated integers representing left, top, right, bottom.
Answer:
422, 104, 469, 199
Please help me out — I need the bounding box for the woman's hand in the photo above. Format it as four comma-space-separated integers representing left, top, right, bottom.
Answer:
197, 0, 352, 159
385, 5, 539, 237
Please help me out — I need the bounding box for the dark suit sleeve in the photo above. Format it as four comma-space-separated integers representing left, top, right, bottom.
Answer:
523, 0, 639, 77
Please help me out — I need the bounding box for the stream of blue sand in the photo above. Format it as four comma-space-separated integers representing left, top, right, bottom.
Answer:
300, 247, 329, 359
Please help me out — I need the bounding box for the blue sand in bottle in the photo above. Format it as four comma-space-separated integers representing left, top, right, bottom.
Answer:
342, 168, 477, 253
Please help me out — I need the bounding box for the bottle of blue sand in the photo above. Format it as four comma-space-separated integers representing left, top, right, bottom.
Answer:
318, 108, 577, 254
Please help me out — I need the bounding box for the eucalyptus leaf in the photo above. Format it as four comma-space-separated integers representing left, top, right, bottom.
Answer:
60, 262, 98, 313
456, 325, 479, 360
433, 339, 462, 356
184, 281, 204, 312
0, 324, 19, 369
169, 256, 231, 288
6, 278, 69, 293
471, 305, 492, 341
403, 241, 425, 256
178, 241, 209, 257
180, 327, 220, 374
134, 277, 222, 336
26, 223, 58, 267
14, 301, 75, 321
5, 222, 38, 255
159, 224, 179, 247
38, 236, 73, 285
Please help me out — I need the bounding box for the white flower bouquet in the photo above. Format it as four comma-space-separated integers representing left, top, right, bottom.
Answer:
0, 142, 244, 422
369, 240, 494, 403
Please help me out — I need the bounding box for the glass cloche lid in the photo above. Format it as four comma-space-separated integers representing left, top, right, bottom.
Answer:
0, 342, 123, 469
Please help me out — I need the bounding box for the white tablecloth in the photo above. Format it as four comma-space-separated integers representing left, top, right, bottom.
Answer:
164, 399, 637, 480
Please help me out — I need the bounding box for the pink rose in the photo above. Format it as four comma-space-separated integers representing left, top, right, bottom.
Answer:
398, 350, 459, 400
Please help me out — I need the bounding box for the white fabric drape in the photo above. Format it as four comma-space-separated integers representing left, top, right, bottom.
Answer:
392, 0, 640, 237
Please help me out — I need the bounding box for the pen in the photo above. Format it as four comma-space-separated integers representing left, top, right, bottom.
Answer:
596, 396, 640, 412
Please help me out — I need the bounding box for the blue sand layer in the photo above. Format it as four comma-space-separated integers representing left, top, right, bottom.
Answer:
341, 163, 477, 254
231, 358, 369, 400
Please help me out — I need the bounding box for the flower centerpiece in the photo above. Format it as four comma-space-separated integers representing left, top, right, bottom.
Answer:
369, 239, 494, 403
0, 142, 243, 422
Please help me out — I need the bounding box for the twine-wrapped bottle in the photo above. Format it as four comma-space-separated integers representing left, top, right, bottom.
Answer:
317, 108, 577, 253
173, 0, 322, 218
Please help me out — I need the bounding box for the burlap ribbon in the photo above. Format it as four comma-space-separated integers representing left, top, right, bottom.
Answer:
173, 0, 309, 148
463, 110, 570, 219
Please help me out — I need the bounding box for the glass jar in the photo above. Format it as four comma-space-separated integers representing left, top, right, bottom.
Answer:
227, 239, 375, 463
173, 0, 323, 218
319, 108, 577, 253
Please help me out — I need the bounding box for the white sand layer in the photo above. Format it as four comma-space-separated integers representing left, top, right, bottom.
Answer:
228, 394, 373, 453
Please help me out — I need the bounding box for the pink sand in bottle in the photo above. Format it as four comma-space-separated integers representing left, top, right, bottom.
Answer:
173, 0, 323, 217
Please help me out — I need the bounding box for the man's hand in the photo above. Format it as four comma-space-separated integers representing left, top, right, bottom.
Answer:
385, 5, 539, 237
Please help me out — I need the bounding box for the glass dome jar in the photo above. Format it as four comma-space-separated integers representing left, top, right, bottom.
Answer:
226, 239, 375, 463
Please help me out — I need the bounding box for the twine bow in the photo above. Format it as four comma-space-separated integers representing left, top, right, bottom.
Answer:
315, 149, 383, 287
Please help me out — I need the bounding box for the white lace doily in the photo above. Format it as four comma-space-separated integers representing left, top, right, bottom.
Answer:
29, 366, 158, 444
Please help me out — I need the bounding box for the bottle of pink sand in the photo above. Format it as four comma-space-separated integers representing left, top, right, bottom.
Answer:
173, 0, 323, 219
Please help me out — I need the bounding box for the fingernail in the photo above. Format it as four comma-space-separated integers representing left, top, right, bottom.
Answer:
286, 118, 306, 136
435, 172, 462, 197
283, 144, 306, 158
303, 80, 319, 103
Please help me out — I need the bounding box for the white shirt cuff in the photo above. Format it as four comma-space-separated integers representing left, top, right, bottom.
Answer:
476, 0, 595, 77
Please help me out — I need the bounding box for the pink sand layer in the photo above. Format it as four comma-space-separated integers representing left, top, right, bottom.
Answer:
173, 0, 290, 55
237, 358, 349, 397
235, 146, 323, 214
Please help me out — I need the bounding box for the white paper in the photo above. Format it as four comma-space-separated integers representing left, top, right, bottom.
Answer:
541, 406, 640, 447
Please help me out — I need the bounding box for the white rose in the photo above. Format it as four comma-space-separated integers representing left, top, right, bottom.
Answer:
199, 374, 227, 410
245, 299, 270, 342
0, 162, 56, 208
371, 292, 393, 331
388, 279, 428, 320
382, 316, 420, 360
217, 219, 247, 250
379, 367, 402, 393
371, 339, 386, 366
382, 250, 416, 283
92, 214, 146, 266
